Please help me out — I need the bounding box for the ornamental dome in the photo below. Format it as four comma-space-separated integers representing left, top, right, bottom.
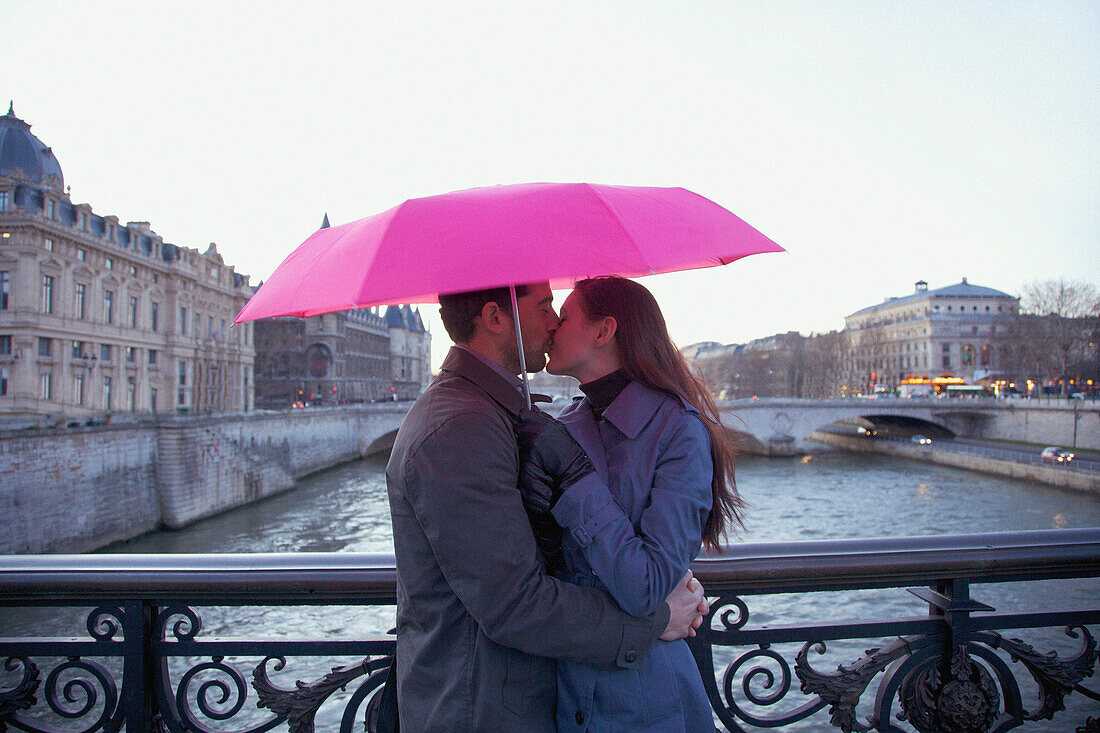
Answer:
0, 103, 65, 191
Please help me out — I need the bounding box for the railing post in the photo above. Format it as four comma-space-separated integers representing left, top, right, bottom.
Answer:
122, 600, 157, 730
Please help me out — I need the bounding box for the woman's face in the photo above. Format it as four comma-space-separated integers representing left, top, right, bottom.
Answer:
546, 290, 605, 381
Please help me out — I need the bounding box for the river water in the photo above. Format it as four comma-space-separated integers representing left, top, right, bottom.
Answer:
8, 450, 1100, 731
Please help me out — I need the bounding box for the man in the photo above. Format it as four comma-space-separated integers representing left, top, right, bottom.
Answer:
386, 282, 708, 731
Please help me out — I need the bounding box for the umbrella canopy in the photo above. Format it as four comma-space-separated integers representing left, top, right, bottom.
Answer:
234, 182, 783, 323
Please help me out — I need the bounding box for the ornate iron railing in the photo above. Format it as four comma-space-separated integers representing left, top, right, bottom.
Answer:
1, 529, 1098, 732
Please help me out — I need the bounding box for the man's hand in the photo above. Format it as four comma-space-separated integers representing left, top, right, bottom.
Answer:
659, 571, 709, 641
515, 408, 595, 508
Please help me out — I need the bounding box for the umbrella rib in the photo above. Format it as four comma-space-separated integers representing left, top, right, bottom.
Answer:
584, 184, 657, 276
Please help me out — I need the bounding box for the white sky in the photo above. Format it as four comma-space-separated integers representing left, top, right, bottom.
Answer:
3, 1, 1098, 370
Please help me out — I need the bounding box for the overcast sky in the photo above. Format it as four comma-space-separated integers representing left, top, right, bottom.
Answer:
3, 1, 1098, 369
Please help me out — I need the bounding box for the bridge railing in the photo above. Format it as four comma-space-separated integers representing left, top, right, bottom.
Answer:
1, 529, 1098, 732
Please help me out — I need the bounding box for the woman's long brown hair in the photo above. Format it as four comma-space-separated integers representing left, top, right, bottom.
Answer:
574, 276, 744, 550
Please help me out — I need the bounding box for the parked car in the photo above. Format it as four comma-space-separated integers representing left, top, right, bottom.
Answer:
857, 426, 878, 437
1040, 446, 1075, 464
911, 435, 932, 446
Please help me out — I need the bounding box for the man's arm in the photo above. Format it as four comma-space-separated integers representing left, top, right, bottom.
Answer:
402, 411, 670, 668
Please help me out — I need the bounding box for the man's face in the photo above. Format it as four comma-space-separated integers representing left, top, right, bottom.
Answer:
509, 282, 557, 374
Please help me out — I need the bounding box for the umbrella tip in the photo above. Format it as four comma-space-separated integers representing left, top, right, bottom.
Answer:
320, 212, 331, 229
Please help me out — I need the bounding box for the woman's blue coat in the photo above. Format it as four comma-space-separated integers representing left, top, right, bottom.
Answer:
550, 381, 714, 731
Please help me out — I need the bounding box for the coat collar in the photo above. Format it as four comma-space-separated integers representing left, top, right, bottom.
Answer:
599, 381, 670, 439
439, 346, 527, 417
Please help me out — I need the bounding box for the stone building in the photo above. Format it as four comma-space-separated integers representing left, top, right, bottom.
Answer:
842, 279, 1018, 394
252, 303, 431, 408
0, 105, 254, 425
385, 305, 432, 400
685, 279, 1018, 399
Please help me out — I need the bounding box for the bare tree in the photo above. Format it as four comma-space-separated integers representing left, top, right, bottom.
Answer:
1016, 279, 1100, 395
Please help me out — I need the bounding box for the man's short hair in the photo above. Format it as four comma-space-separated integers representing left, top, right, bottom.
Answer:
438, 285, 530, 344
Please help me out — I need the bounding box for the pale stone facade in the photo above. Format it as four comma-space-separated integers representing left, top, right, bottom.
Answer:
384, 305, 432, 400
842, 279, 1019, 394
0, 106, 253, 425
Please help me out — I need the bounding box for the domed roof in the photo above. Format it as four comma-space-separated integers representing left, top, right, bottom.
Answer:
0, 103, 65, 191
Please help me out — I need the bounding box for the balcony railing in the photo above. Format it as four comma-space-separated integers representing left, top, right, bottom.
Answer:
1, 529, 1098, 732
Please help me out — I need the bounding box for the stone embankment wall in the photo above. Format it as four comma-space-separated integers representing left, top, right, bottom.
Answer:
810, 431, 1100, 495
962, 400, 1100, 451
0, 405, 406, 554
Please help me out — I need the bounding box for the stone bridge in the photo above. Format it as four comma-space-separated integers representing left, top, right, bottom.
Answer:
718, 397, 1100, 455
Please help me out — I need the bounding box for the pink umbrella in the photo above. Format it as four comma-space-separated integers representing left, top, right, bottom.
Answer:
235, 182, 784, 403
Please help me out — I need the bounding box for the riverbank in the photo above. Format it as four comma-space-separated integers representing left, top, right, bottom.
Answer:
1, 405, 406, 554
808, 430, 1100, 495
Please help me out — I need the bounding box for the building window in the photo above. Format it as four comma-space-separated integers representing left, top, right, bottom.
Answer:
129, 265, 137, 277
0, 335, 10, 355
104, 291, 114, 324
126, 346, 136, 363
103, 377, 112, 409
178, 360, 187, 386
75, 283, 87, 319
100, 344, 111, 362
148, 349, 157, 366
962, 344, 975, 367
942, 356, 951, 369
151, 387, 158, 413
106, 257, 113, 270
180, 306, 187, 335
0, 192, 8, 211
38, 337, 52, 358
193, 313, 200, 337
151, 302, 159, 332
127, 377, 136, 412
77, 247, 86, 261
80, 214, 87, 231
0, 367, 7, 396
0, 271, 8, 309
44, 237, 53, 252
40, 372, 52, 400
128, 296, 138, 328
71, 340, 84, 359
42, 275, 54, 314
73, 374, 85, 406
208, 316, 214, 338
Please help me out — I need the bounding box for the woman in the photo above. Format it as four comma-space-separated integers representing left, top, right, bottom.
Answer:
517, 276, 743, 731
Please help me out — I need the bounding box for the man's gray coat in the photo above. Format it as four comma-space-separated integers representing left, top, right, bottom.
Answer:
386, 347, 669, 731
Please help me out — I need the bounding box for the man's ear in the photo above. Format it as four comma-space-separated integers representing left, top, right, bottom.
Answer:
479, 301, 510, 335
594, 316, 617, 347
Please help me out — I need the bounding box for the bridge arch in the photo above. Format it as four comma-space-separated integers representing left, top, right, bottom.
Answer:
717, 398, 995, 453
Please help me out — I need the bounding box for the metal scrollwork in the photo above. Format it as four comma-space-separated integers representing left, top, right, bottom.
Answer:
155, 605, 202, 641
43, 656, 118, 731
86, 606, 124, 642
982, 625, 1098, 722
716, 644, 827, 729
253, 655, 386, 733
897, 644, 1000, 733
0, 656, 40, 722
1077, 717, 1100, 733
715, 594, 751, 632
174, 655, 258, 731
795, 638, 911, 733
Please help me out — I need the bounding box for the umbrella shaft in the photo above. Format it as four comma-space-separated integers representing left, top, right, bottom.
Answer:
510, 284, 533, 410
